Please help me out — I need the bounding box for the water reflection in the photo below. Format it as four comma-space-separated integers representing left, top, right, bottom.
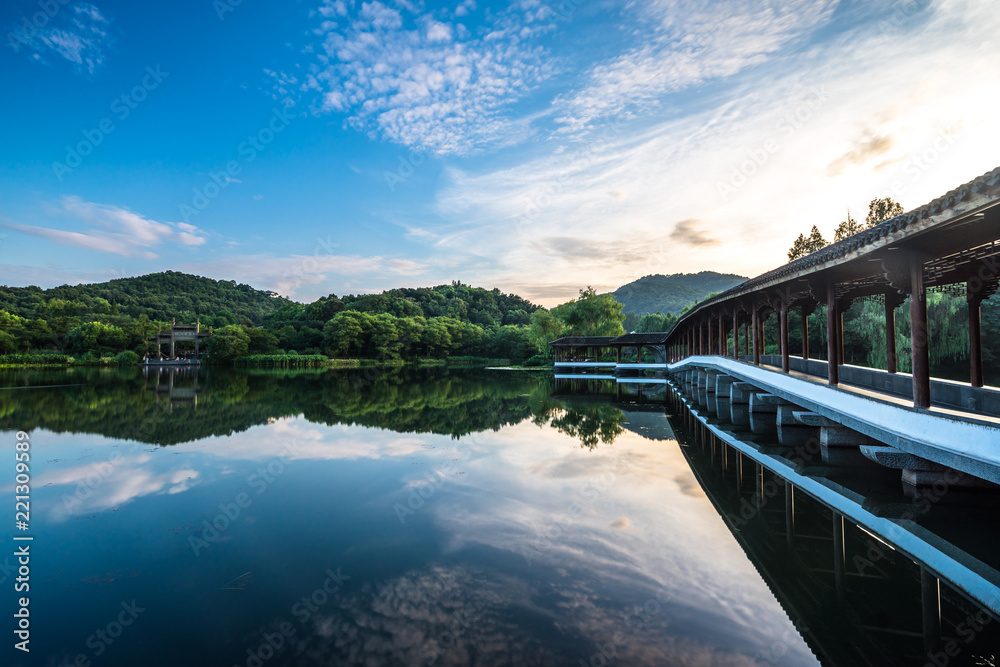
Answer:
10, 367, 996, 665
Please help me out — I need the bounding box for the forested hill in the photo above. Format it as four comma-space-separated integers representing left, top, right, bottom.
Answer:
339, 283, 540, 326
0, 271, 292, 326
610, 272, 746, 315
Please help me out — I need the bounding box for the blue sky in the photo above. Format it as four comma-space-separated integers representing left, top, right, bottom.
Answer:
1, 0, 998, 306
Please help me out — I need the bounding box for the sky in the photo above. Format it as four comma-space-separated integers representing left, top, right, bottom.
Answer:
1, 0, 999, 307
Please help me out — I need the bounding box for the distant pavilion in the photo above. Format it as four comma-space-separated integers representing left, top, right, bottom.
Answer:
149, 320, 211, 359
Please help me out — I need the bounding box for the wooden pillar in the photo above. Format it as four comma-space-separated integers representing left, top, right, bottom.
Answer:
752, 308, 760, 366
780, 302, 790, 373
885, 294, 898, 374
706, 319, 713, 356
743, 323, 750, 356
909, 257, 930, 408
800, 306, 810, 360
826, 282, 839, 386
718, 313, 726, 356
636, 345, 643, 363
968, 283, 984, 388
732, 311, 740, 360
616, 346, 622, 363
699, 321, 705, 355
837, 305, 846, 367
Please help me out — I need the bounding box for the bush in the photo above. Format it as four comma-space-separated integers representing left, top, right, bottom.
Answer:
116, 350, 141, 366
520, 354, 550, 367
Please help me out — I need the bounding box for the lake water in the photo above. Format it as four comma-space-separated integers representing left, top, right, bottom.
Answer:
2, 366, 998, 666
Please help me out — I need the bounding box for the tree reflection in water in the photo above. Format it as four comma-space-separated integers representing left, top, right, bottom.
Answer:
0, 366, 637, 450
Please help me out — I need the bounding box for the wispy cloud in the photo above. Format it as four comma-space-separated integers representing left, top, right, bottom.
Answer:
5, 196, 206, 259
8, 2, 113, 74
295, 0, 556, 155
553, 0, 838, 133
427, 0, 1000, 306
669, 219, 718, 247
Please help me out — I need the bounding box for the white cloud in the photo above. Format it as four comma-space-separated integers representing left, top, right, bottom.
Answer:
553, 0, 839, 133
298, 0, 555, 155
5, 196, 207, 259
8, 2, 112, 74
427, 0, 1000, 306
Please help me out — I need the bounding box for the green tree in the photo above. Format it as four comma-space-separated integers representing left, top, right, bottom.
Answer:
209, 325, 250, 361
527, 309, 565, 357
787, 225, 829, 261
866, 197, 904, 226
833, 210, 863, 242
553, 287, 625, 337
323, 311, 369, 357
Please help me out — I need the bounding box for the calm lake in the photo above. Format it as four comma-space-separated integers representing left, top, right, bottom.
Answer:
3, 366, 999, 666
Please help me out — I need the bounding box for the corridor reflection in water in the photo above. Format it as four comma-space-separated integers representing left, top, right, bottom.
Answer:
3, 366, 817, 665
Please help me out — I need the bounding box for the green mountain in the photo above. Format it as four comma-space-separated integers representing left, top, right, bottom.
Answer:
0, 270, 292, 327
610, 272, 747, 316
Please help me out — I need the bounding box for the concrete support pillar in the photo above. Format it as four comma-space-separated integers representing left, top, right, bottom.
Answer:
795, 412, 874, 467
729, 381, 754, 427
775, 403, 816, 447
748, 392, 780, 435
703, 371, 718, 413
909, 256, 931, 408
714, 375, 737, 418
826, 282, 839, 386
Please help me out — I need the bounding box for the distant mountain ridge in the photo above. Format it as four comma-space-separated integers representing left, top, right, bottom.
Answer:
609, 272, 747, 315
